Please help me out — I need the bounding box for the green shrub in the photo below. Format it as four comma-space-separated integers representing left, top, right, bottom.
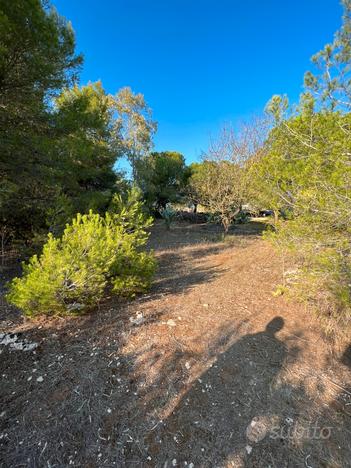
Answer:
7, 190, 156, 316
264, 218, 351, 331
160, 204, 177, 229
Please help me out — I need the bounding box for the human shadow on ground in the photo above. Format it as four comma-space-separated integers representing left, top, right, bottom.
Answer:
145, 317, 293, 466
143, 318, 351, 467
1, 312, 350, 467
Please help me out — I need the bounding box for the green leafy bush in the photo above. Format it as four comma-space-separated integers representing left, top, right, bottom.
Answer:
7, 190, 156, 316
160, 204, 177, 229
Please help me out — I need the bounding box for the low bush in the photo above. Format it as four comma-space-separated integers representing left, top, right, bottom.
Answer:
7, 190, 156, 316
264, 218, 351, 333
160, 204, 177, 229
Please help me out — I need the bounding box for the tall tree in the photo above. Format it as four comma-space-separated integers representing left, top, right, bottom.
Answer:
252, 1, 351, 327
112, 87, 157, 180
0, 0, 82, 241
49, 81, 121, 231
136, 151, 189, 210
304, 0, 351, 111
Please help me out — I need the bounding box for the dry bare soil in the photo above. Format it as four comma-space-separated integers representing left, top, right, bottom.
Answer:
0, 220, 350, 467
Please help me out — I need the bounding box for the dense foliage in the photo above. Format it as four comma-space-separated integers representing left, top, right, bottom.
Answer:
7, 190, 156, 316
0, 1, 158, 315
250, 1, 351, 327
252, 111, 351, 325
0, 0, 82, 242
136, 151, 189, 211
2, 0, 351, 330
0, 2, 157, 247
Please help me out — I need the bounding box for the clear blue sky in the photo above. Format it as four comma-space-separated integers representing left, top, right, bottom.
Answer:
54, 0, 342, 165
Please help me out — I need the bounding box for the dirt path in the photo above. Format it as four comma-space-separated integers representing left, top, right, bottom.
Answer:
0, 221, 350, 467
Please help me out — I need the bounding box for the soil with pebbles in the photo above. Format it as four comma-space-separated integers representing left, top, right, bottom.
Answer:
0, 220, 350, 467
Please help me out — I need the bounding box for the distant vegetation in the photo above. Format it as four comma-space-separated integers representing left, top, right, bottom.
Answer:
1, 0, 350, 328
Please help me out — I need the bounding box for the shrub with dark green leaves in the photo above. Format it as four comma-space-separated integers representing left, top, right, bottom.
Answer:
7, 190, 156, 316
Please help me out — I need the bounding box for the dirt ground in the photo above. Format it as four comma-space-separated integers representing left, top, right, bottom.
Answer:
0, 220, 350, 468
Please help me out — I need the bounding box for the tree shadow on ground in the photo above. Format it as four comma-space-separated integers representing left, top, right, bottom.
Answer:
148, 245, 228, 300
148, 219, 268, 250
0, 222, 238, 326
1, 314, 350, 466
0, 225, 234, 466
3, 221, 349, 466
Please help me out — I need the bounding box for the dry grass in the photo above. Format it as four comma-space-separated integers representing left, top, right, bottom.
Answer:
0, 220, 350, 467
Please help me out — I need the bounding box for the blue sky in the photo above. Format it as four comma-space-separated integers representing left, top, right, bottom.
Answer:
54, 0, 342, 165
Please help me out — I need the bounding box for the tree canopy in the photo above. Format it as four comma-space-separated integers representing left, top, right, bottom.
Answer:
136, 151, 189, 210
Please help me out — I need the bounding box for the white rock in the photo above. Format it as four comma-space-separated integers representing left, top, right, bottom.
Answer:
129, 312, 144, 325
166, 319, 176, 327
36, 376, 44, 383
245, 445, 252, 454
0, 332, 37, 351
246, 417, 268, 443
66, 302, 84, 312
0, 333, 19, 345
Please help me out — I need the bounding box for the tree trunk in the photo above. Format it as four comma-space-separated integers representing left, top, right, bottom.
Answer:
222, 220, 229, 236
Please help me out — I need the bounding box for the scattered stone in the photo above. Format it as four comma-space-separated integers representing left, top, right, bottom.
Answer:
129, 312, 144, 325
185, 361, 191, 370
246, 417, 268, 443
0, 333, 20, 345
203, 304, 209, 308
245, 445, 252, 454
166, 319, 176, 327
66, 303, 84, 312
172, 459, 177, 466
0, 333, 38, 352
36, 376, 44, 383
